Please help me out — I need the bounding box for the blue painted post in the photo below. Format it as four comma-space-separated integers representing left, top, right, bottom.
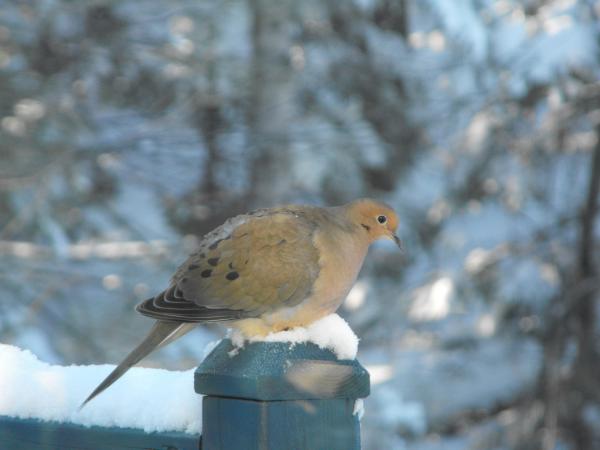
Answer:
195, 339, 370, 450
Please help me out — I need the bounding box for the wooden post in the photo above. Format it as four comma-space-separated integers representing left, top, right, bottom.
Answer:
195, 339, 370, 450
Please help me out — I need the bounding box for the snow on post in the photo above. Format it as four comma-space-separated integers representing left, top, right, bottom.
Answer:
196, 314, 370, 450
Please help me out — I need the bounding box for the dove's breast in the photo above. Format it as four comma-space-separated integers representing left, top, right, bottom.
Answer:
231, 225, 369, 337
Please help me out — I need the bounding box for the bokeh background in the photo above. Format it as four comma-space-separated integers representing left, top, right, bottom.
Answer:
1, 1, 600, 449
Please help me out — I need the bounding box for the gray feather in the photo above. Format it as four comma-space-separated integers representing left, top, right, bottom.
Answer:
80, 321, 191, 409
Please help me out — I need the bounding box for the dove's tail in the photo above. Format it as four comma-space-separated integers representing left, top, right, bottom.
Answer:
80, 320, 194, 409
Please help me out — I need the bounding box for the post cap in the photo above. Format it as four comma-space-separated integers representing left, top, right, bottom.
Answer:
195, 339, 370, 401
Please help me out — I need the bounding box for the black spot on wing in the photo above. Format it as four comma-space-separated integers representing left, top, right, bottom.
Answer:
226, 271, 239, 281
207, 257, 219, 267
201, 269, 212, 278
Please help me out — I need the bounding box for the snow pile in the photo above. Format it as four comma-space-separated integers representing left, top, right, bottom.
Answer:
229, 314, 359, 360
353, 398, 365, 421
0, 344, 201, 434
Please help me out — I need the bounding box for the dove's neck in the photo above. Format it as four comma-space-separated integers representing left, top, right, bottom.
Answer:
331, 205, 373, 246
311, 214, 370, 309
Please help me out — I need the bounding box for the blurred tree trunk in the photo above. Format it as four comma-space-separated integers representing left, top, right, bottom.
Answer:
575, 125, 600, 363
192, 21, 222, 198
246, 0, 295, 206
569, 124, 600, 449
541, 123, 600, 450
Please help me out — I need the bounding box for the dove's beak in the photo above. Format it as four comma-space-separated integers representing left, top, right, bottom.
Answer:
393, 234, 403, 251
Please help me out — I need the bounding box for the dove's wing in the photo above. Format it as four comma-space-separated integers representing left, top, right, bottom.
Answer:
137, 209, 321, 322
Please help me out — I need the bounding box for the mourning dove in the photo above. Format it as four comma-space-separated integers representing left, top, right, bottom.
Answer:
82, 198, 400, 407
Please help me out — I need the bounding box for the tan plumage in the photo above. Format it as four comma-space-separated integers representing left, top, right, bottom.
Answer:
81, 198, 401, 407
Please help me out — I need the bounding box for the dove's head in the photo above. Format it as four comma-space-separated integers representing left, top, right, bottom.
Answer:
345, 199, 402, 248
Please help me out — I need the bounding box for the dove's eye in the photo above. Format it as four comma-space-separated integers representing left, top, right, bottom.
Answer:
377, 215, 387, 224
